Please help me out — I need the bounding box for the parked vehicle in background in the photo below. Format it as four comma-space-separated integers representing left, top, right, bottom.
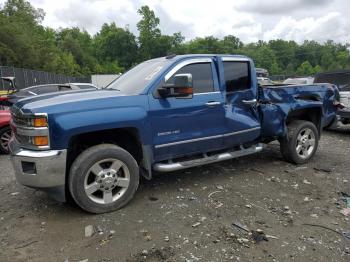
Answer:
0, 97, 10, 110
69, 83, 98, 90
283, 77, 314, 85
0, 110, 11, 153
0, 82, 97, 107
0, 77, 16, 96
314, 70, 350, 125
9, 54, 339, 213
257, 77, 275, 86
256, 68, 269, 77
91, 74, 121, 89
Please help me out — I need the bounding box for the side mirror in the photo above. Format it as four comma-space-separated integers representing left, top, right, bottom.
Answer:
158, 73, 193, 98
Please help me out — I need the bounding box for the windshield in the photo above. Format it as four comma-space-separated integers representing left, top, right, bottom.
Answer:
107, 58, 171, 94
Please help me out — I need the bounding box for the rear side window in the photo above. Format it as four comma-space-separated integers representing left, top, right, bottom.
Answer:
166, 63, 214, 93
223, 62, 251, 92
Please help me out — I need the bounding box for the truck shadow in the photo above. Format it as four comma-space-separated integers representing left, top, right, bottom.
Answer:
24, 144, 284, 217
325, 125, 350, 136
140, 144, 283, 193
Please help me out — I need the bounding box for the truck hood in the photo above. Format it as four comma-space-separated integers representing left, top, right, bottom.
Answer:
14, 89, 147, 115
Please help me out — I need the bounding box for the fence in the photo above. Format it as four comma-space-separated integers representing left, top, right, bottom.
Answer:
0, 66, 90, 90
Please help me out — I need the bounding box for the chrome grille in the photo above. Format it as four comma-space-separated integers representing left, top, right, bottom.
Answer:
12, 114, 30, 127
11, 106, 32, 127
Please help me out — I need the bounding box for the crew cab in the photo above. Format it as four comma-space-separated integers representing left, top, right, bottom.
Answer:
9, 55, 339, 213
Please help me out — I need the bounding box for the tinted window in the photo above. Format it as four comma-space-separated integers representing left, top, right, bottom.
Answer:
166, 63, 214, 93
223, 62, 251, 92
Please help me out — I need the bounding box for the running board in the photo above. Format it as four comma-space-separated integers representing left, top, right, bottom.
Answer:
153, 144, 263, 172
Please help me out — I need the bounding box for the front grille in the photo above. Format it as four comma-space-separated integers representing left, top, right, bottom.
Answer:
10, 107, 30, 144
12, 114, 30, 127
11, 106, 33, 127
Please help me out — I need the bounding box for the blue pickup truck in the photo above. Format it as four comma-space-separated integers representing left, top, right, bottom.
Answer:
9, 54, 339, 213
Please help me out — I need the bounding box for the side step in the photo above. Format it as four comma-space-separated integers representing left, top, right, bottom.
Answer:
153, 144, 263, 172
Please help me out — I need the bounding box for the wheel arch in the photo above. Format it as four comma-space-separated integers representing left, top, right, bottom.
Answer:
66, 127, 153, 185
285, 107, 322, 138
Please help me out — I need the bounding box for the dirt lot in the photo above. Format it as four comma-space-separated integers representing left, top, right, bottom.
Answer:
0, 128, 350, 262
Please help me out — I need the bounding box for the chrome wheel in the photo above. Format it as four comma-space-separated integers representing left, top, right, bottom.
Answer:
296, 128, 316, 159
0, 129, 11, 153
84, 158, 130, 204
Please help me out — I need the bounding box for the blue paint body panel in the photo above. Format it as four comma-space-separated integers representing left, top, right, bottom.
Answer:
13, 54, 338, 175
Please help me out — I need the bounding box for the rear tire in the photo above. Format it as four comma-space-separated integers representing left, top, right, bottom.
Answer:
0, 126, 11, 154
280, 120, 319, 164
68, 144, 139, 214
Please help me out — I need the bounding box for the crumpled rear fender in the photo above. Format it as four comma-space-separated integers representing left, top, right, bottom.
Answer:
258, 84, 338, 138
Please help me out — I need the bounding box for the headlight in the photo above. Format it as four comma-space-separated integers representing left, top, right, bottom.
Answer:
14, 115, 48, 128
11, 112, 50, 150
33, 117, 48, 127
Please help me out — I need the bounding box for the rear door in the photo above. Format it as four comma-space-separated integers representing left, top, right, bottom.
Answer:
220, 57, 261, 147
149, 58, 227, 162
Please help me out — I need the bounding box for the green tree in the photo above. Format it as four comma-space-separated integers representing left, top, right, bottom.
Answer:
285, 63, 295, 75
313, 65, 322, 74
221, 35, 243, 53
184, 36, 222, 54
296, 61, 314, 76
137, 5, 161, 60
57, 27, 96, 75
94, 22, 137, 71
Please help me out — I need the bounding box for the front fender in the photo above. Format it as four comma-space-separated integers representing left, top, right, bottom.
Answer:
49, 107, 151, 149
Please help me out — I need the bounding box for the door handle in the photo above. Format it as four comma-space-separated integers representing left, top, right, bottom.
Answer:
242, 99, 257, 105
205, 101, 221, 107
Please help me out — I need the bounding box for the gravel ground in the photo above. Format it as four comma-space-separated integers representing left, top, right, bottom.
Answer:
0, 128, 350, 262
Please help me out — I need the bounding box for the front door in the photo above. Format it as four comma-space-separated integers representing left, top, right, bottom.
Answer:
149, 58, 227, 162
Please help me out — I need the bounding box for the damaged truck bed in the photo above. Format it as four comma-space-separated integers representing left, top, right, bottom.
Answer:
259, 84, 338, 138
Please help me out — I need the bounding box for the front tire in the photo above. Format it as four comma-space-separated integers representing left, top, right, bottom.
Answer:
280, 120, 319, 164
0, 126, 11, 154
68, 144, 139, 214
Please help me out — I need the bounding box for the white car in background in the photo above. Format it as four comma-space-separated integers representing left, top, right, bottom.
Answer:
283, 77, 314, 85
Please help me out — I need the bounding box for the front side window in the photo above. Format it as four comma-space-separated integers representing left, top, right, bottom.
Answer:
166, 63, 214, 93
223, 61, 251, 92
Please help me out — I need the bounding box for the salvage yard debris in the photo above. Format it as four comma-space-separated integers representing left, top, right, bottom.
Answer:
85, 225, 94, 237
340, 208, 350, 217
232, 222, 278, 244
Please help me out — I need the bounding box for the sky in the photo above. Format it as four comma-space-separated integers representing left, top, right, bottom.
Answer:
4, 0, 350, 43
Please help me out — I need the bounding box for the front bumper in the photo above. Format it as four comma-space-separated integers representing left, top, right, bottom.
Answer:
9, 138, 67, 202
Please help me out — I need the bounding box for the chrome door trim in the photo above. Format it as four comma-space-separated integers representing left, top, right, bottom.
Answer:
222, 57, 250, 62
205, 101, 221, 106
194, 91, 221, 96
164, 58, 212, 81
154, 126, 261, 149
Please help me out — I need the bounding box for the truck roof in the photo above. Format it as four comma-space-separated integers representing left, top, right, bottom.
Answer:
157, 54, 251, 62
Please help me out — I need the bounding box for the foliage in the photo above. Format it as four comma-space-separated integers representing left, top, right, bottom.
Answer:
1, 0, 350, 77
